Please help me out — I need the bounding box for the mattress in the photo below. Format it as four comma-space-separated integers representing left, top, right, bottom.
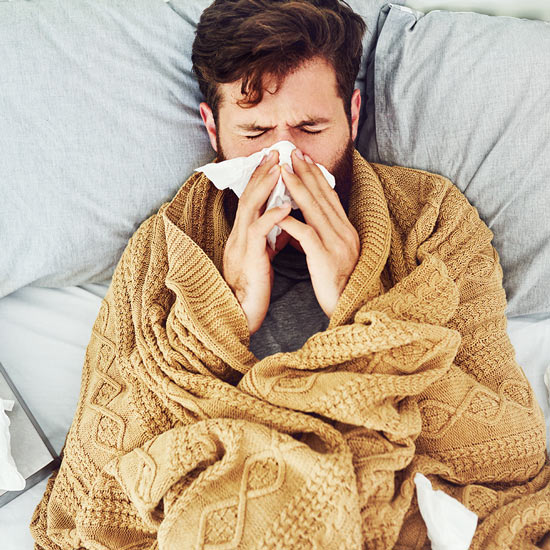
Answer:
0, 282, 548, 549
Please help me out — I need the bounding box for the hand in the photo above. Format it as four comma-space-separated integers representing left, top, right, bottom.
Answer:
222, 150, 292, 335
277, 149, 360, 318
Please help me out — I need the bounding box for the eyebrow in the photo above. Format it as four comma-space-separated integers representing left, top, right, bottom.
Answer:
236, 117, 331, 132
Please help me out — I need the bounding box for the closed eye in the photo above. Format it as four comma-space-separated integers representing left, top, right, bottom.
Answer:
245, 129, 323, 140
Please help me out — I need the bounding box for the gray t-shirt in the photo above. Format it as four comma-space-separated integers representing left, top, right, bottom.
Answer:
248, 244, 330, 360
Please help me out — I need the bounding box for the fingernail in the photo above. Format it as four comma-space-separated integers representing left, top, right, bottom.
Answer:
259, 154, 267, 166
295, 149, 304, 160
269, 164, 279, 174
304, 154, 314, 164
282, 163, 292, 173
268, 150, 277, 160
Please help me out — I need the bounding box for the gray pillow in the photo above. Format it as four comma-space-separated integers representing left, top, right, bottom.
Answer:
0, 0, 216, 297
346, 0, 404, 130
0, 0, 394, 298
358, 3, 550, 317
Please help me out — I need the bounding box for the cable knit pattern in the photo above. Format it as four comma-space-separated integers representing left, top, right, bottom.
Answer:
30, 151, 549, 550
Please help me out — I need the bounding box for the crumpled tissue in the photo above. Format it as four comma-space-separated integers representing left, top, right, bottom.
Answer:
0, 397, 26, 491
195, 140, 335, 250
414, 472, 478, 550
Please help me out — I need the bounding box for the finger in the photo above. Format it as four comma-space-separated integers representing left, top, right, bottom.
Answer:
247, 203, 292, 257
240, 149, 280, 208
236, 157, 281, 228
289, 149, 349, 227
280, 163, 344, 248
276, 214, 325, 259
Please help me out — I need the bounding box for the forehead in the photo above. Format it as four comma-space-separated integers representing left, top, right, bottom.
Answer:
217, 57, 342, 124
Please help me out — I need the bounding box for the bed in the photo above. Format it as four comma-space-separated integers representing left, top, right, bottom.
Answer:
1, 0, 549, 548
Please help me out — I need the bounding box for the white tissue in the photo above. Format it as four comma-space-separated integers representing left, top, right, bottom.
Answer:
0, 397, 26, 491
414, 473, 477, 550
195, 140, 336, 250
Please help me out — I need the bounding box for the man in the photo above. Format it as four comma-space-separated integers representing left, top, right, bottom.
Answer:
199, 55, 362, 350
31, 1, 549, 549
193, 0, 366, 344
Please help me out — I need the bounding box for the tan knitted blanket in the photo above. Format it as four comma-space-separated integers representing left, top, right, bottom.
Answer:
31, 151, 550, 549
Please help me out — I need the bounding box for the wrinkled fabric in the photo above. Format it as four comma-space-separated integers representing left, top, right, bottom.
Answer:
31, 151, 550, 550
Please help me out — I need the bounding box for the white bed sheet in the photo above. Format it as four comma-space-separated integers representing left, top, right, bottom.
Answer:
0, 281, 110, 550
0, 282, 548, 550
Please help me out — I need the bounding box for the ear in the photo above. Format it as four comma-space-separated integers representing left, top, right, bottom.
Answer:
199, 102, 218, 152
350, 88, 362, 142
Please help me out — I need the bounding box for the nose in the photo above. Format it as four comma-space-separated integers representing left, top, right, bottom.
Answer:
268, 130, 309, 155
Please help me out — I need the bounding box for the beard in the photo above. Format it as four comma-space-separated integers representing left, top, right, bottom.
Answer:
216, 134, 355, 254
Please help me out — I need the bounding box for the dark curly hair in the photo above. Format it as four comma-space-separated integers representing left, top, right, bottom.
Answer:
191, 0, 366, 125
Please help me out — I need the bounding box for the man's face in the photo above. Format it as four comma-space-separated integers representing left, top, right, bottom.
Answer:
199, 56, 361, 252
